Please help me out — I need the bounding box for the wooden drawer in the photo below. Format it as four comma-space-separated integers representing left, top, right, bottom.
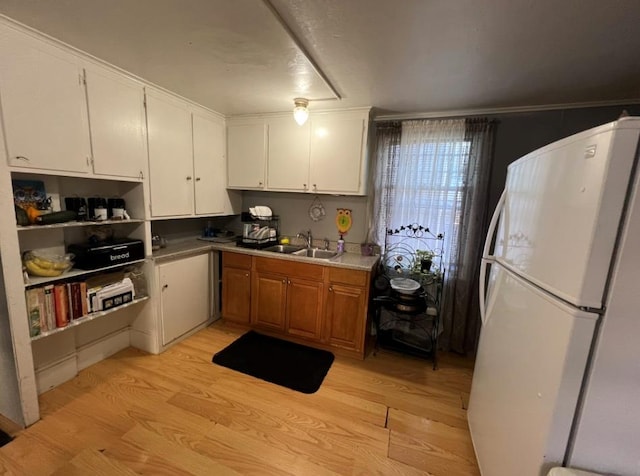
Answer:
223, 251, 252, 269
328, 267, 369, 287
254, 256, 324, 281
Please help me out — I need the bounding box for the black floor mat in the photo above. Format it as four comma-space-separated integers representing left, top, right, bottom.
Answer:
212, 331, 334, 394
0, 430, 12, 447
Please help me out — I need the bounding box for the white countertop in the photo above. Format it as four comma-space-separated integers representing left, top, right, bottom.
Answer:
151, 238, 379, 271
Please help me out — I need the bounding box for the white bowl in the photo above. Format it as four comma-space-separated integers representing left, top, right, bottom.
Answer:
390, 278, 421, 294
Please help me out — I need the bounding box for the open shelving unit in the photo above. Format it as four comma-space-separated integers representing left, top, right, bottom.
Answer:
24, 258, 146, 287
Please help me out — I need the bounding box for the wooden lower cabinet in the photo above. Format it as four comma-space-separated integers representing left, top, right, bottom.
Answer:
324, 283, 367, 352
252, 271, 287, 331
286, 277, 324, 340
221, 251, 373, 358
221, 252, 252, 324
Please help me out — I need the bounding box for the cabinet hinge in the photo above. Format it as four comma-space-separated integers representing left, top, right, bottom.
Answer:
143, 95, 147, 109
80, 69, 87, 86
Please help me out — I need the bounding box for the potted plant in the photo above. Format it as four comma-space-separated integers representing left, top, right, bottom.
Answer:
415, 249, 435, 273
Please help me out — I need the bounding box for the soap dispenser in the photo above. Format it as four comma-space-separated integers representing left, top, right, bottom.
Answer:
337, 235, 345, 253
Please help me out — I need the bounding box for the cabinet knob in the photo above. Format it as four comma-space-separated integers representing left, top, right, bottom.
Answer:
162, 284, 168, 290
196, 177, 201, 181
303, 183, 307, 189
329, 286, 333, 292
258, 181, 263, 186
245, 273, 249, 277
313, 184, 317, 190
282, 279, 286, 284
186, 176, 192, 181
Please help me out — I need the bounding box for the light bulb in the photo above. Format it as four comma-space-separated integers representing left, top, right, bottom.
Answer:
293, 98, 309, 125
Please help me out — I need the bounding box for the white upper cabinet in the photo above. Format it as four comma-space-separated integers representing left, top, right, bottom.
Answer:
310, 111, 368, 194
267, 116, 311, 192
84, 64, 147, 179
0, 27, 90, 173
227, 108, 370, 195
227, 122, 267, 189
193, 111, 226, 215
146, 89, 194, 217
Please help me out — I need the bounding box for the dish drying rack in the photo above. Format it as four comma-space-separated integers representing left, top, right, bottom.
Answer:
239, 212, 280, 249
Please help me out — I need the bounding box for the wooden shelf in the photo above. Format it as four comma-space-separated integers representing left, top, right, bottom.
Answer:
17, 218, 144, 231
24, 259, 146, 288
30, 296, 149, 341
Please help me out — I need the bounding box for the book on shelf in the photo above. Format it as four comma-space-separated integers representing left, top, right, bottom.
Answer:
27, 271, 141, 335
25, 288, 41, 337
43, 285, 55, 331
53, 284, 69, 328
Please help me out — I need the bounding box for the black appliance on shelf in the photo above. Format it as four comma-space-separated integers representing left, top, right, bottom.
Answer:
67, 238, 145, 270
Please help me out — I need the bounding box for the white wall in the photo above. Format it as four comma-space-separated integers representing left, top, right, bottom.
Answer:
0, 256, 24, 426
242, 191, 369, 246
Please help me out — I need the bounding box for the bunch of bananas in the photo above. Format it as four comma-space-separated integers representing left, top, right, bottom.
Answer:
23, 254, 72, 277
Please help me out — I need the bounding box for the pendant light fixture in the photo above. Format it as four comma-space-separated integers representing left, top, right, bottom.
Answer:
293, 98, 309, 125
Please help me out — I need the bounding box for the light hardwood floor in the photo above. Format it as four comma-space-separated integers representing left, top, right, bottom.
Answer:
0, 321, 480, 475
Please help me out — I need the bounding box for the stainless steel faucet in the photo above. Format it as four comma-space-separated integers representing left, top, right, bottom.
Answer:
297, 229, 313, 248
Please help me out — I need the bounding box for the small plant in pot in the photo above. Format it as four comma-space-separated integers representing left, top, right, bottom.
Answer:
415, 249, 435, 273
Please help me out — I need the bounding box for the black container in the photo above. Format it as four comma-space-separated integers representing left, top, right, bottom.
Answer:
67, 238, 144, 270
64, 197, 88, 221
107, 198, 125, 218
87, 197, 107, 220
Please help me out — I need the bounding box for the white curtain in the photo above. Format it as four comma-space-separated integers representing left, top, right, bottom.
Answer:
370, 118, 495, 354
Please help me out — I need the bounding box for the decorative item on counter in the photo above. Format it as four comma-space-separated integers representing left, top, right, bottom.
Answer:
360, 242, 375, 256
151, 234, 167, 251
308, 196, 326, 222
336, 208, 352, 235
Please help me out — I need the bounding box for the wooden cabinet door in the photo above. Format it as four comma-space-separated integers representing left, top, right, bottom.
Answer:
193, 111, 226, 215
221, 266, 252, 324
85, 65, 147, 179
309, 113, 366, 194
158, 253, 210, 346
252, 271, 287, 331
0, 30, 90, 173
325, 283, 366, 352
266, 117, 310, 192
286, 277, 324, 341
227, 123, 266, 189
146, 89, 194, 217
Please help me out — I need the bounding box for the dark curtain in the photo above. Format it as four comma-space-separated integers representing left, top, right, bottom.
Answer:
440, 118, 496, 354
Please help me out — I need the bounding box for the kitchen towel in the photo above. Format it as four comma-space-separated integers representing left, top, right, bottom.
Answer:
212, 331, 334, 394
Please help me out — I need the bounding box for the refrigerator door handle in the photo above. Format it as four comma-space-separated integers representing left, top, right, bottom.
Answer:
480, 190, 506, 325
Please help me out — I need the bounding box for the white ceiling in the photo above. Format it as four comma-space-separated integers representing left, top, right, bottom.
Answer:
1, 0, 640, 117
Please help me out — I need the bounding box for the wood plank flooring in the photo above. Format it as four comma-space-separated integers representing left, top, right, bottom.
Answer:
0, 321, 480, 475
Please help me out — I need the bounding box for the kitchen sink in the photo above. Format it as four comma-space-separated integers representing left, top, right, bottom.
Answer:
262, 244, 304, 254
292, 248, 338, 260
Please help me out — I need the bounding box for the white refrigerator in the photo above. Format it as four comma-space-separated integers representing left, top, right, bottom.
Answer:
468, 117, 640, 476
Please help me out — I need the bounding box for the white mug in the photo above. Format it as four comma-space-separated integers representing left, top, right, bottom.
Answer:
111, 208, 125, 219
95, 208, 107, 221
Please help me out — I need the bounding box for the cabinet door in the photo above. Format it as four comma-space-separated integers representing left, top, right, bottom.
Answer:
325, 283, 366, 351
252, 271, 287, 331
193, 112, 225, 215
221, 266, 251, 324
85, 65, 147, 179
159, 253, 210, 346
309, 114, 366, 194
0, 30, 90, 173
227, 123, 266, 189
286, 277, 324, 341
146, 90, 194, 217
267, 117, 310, 191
